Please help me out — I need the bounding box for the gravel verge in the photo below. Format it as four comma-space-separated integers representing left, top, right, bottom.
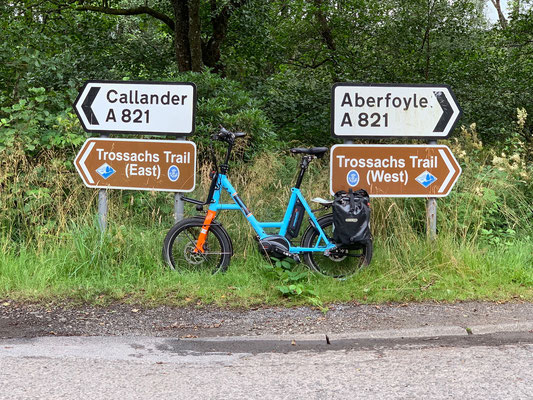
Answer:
1, 300, 532, 339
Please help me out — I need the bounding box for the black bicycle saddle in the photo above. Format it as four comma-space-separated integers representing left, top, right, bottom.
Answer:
289, 147, 328, 158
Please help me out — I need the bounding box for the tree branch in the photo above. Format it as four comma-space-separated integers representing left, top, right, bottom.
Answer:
490, 0, 508, 29
312, 0, 336, 51
75, 5, 175, 31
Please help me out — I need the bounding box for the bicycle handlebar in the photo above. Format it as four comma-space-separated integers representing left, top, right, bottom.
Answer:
212, 126, 246, 142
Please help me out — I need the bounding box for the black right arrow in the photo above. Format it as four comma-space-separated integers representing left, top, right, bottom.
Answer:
82, 86, 100, 125
433, 91, 453, 133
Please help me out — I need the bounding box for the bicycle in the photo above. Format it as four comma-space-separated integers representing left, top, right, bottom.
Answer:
162, 127, 372, 279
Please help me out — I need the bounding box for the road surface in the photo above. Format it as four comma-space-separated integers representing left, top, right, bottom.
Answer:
1, 322, 532, 399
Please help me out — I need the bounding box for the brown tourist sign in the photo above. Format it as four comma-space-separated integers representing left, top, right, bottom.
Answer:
330, 144, 461, 197
74, 138, 196, 192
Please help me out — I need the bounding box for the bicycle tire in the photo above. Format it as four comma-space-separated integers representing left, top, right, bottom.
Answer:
301, 214, 372, 279
162, 216, 233, 274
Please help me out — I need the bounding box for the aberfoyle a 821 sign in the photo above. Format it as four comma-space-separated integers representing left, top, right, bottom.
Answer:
74, 80, 196, 135
331, 83, 462, 138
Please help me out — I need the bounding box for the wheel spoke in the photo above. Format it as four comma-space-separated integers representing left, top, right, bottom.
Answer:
163, 218, 231, 274
181, 227, 210, 262
302, 214, 372, 279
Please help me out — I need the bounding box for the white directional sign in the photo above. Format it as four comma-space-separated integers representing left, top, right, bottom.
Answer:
331, 83, 462, 138
74, 80, 196, 135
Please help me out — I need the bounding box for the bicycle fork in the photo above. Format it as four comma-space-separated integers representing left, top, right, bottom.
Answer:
193, 210, 217, 253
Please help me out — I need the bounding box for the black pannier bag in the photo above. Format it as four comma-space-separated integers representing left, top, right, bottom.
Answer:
332, 189, 371, 246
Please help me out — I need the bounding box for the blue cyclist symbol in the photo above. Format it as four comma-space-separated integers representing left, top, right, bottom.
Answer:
347, 169, 359, 187
168, 165, 180, 182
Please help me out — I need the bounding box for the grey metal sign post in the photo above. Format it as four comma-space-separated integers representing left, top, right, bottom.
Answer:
98, 133, 109, 231
427, 140, 438, 240
174, 135, 186, 223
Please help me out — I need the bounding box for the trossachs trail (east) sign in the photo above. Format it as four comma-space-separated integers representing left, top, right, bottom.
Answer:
331, 83, 462, 139
74, 80, 196, 135
74, 138, 196, 192
330, 144, 461, 197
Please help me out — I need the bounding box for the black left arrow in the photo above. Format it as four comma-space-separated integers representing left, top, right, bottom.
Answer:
82, 86, 100, 125
433, 91, 453, 133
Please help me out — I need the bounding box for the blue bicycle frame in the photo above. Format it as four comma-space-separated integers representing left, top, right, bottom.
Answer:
207, 173, 336, 254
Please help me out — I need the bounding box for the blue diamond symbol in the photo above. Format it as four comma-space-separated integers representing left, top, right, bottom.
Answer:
96, 163, 115, 179
415, 171, 437, 188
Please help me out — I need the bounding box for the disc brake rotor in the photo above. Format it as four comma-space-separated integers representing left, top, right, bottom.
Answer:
183, 242, 208, 265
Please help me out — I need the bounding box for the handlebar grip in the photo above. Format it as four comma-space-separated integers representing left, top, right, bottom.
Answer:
213, 126, 245, 142
213, 126, 233, 141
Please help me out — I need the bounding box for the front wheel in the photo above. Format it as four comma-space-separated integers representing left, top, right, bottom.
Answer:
162, 217, 233, 274
301, 214, 372, 279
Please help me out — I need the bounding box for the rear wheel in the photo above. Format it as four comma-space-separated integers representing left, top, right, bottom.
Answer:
301, 214, 372, 279
162, 217, 232, 274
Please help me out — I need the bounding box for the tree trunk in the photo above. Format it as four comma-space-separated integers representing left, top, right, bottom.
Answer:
313, 0, 336, 52
188, 0, 203, 72
202, 0, 231, 73
70, 0, 246, 73
312, 0, 339, 81
171, 0, 192, 72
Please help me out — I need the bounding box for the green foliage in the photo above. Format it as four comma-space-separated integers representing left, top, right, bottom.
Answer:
0, 87, 84, 154
263, 258, 326, 311
226, 0, 514, 146
258, 68, 333, 146
2, 0, 533, 150
440, 122, 533, 245
1, 0, 532, 307
161, 70, 277, 158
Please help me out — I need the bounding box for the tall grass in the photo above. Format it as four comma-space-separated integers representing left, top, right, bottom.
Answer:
0, 222, 531, 305
0, 129, 531, 305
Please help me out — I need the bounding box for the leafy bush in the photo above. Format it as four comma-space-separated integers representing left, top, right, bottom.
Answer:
0, 87, 84, 155
256, 68, 333, 146
159, 69, 277, 160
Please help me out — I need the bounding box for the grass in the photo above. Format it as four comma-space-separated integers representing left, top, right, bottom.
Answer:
1, 148, 532, 307
0, 222, 531, 307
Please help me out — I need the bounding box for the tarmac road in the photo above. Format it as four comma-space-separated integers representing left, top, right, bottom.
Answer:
1, 323, 532, 399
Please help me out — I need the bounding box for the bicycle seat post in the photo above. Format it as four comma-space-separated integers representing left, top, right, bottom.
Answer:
295, 155, 313, 189
220, 138, 234, 175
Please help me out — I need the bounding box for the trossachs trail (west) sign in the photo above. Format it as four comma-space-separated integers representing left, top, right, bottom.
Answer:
74, 80, 196, 135
330, 144, 461, 197
331, 83, 462, 139
74, 138, 196, 192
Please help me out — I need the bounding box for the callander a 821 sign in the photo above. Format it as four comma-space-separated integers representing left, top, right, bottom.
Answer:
331, 83, 462, 139
74, 80, 196, 135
